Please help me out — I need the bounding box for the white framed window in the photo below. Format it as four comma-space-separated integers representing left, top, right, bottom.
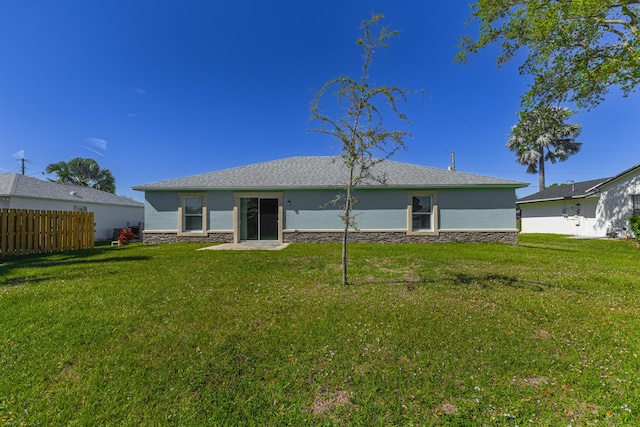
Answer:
407, 192, 438, 234
633, 195, 640, 216
178, 193, 207, 236
74, 206, 88, 212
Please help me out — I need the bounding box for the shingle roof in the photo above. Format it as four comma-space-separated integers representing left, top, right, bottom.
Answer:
590, 163, 640, 191
517, 178, 608, 204
0, 173, 143, 207
133, 156, 527, 191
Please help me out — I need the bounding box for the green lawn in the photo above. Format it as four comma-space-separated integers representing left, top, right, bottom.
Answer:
1, 235, 639, 425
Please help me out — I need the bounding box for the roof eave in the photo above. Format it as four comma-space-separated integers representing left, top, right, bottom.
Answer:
518, 193, 596, 204
8, 193, 143, 207
591, 163, 640, 191
134, 183, 528, 192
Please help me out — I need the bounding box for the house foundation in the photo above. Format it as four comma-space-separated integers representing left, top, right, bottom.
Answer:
282, 231, 518, 245
142, 230, 518, 245
142, 232, 234, 245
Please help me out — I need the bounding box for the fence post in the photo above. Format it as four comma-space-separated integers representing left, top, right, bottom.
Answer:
0, 209, 8, 258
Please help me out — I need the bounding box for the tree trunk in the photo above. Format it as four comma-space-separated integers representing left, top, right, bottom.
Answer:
538, 147, 545, 191
341, 217, 349, 285
341, 186, 351, 286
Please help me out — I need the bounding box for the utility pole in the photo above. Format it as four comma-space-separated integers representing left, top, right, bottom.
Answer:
17, 157, 30, 175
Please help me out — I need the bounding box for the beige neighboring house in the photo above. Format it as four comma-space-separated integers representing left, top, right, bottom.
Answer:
517, 163, 640, 237
0, 173, 144, 241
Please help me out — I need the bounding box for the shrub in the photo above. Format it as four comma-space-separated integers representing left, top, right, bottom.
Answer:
628, 215, 640, 244
118, 229, 136, 245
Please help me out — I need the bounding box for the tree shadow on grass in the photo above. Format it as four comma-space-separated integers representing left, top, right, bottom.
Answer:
374, 270, 549, 293
0, 275, 61, 288
447, 272, 546, 292
0, 252, 152, 287
350, 272, 547, 293
517, 243, 578, 253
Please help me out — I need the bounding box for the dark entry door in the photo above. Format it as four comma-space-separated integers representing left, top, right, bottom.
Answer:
259, 199, 278, 241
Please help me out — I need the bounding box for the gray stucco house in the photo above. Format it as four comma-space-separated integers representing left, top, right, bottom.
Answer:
132, 156, 527, 245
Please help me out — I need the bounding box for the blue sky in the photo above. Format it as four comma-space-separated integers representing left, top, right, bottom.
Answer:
1, 1, 638, 201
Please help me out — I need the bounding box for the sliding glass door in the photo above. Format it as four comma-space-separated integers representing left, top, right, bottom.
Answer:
239, 197, 279, 241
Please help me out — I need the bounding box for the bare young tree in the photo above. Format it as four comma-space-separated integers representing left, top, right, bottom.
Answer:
309, 13, 421, 285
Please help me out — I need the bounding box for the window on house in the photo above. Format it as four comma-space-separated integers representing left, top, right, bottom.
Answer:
408, 193, 437, 233
633, 195, 640, 216
74, 206, 87, 212
412, 196, 432, 231
179, 194, 207, 234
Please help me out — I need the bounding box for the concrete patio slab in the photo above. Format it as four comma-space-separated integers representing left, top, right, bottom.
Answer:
198, 243, 290, 251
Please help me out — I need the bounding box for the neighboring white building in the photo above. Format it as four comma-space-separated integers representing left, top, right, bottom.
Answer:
518, 163, 640, 237
0, 173, 144, 241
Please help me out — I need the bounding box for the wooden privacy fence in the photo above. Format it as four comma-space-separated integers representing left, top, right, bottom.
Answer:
0, 209, 94, 258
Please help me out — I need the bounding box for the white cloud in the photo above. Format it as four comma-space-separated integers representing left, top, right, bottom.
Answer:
12, 149, 24, 158
135, 88, 146, 95
86, 137, 108, 150
127, 113, 137, 117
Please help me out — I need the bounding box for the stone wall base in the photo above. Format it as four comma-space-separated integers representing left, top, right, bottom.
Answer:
143, 231, 518, 245
143, 232, 234, 245
283, 231, 518, 245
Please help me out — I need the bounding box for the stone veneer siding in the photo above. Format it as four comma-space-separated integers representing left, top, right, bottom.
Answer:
143, 231, 518, 245
283, 231, 518, 245
143, 232, 234, 245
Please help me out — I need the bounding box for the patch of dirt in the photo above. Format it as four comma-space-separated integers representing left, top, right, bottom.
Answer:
57, 365, 79, 382
569, 403, 600, 418
441, 403, 458, 415
533, 329, 552, 339
522, 377, 547, 386
310, 390, 352, 415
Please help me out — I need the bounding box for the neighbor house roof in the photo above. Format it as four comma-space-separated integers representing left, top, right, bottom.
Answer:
589, 163, 640, 192
517, 178, 609, 204
0, 173, 143, 207
133, 156, 528, 191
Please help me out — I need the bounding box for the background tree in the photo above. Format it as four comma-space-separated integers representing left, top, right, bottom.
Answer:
46, 157, 116, 193
507, 106, 582, 191
309, 13, 421, 285
456, 1, 640, 110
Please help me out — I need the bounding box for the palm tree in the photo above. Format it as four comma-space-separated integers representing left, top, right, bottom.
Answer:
46, 157, 116, 193
507, 106, 582, 191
